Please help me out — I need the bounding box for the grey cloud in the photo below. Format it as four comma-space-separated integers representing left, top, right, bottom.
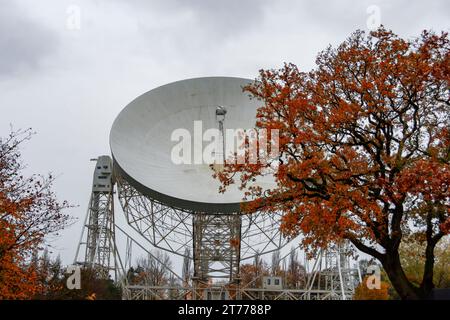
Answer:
0, 2, 59, 76
301, 0, 450, 35
115, 0, 269, 37
169, 0, 269, 35
104, 0, 272, 73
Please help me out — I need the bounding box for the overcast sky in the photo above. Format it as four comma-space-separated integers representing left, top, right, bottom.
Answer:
1, 0, 449, 265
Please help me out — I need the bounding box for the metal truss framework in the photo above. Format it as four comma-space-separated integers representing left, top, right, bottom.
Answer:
75, 155, 361, 300
115, 174, 289, 289
192, 213, 241, 282
226, 243, 360, 301
122, 244, 361, 301
74, 156, 118, 279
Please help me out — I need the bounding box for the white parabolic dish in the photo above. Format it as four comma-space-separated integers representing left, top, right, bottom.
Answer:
110, 77, 276, 213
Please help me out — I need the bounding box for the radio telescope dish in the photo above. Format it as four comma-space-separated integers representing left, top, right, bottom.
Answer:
111, 77, 285, 286
76, 76, 360, 298
110, 77, 275, 213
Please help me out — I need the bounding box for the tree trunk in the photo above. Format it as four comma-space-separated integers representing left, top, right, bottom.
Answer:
382, 251, 421, 300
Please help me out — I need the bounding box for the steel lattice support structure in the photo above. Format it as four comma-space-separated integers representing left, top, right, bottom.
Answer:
120, 244, 362, 301
74, 156, 118, 279
115, 172, 290, 298
75, 155, 361, 300
84, 191, 115, 277
301, 244, 360, 300
115, 174, 287, 261
116, 174, 193, 258
192, 213, 241, 284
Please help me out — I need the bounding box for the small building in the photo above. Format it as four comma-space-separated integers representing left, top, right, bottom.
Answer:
92, 155, 113, 192
263, 276, 283, 290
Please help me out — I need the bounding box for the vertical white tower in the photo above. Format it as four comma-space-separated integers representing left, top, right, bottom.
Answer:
74, 155, 117, 279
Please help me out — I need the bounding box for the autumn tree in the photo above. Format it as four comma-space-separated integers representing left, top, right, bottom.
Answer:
0, 129, 71, 299
31, 250, 121, 300
41, 266, 121, 300
31, 248, 64, 298
215, 28, 449, 299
